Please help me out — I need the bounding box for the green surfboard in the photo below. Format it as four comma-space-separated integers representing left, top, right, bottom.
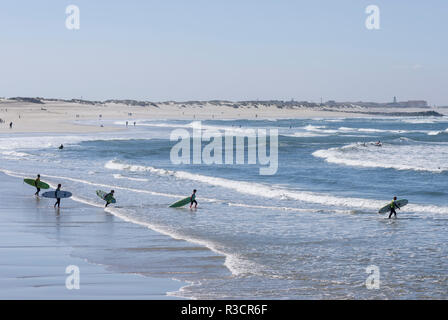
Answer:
24, 178, 50, 189
169, 197, 191, 208
378, 199, 408, 214
96, 190, 116, 204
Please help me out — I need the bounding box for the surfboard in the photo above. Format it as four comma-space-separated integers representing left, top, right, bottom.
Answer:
96, 190, 116, 204
378, 199, 408, 214
169, 197, 191, 208
42, 191, 72, 199
24, 178, 50, 189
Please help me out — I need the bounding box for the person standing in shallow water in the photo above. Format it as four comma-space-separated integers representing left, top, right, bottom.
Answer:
34, 174, 41, 196
54, 184, 62, 208
388, 196, 400, 219
104, 190, 115, 207
190, 189, 198, 209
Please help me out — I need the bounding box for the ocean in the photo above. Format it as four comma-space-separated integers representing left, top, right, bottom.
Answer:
1, 116, 448, 299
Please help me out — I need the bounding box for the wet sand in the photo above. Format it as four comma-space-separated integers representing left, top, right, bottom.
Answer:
0, 173, 184, 299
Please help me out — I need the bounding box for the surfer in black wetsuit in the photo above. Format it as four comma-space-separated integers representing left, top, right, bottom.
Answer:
34, 174, 41, 196
190, 189, 198, 209
105, 190, 115, 207
388, 196, 400, 219
54, 184, 62, 208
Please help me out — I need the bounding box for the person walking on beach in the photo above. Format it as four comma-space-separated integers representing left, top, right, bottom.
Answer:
190, 189, 198, 209
105, 190, 115, 207
388, 196, 400, 219
9, 122, 13, 129
54, 184, 62, 208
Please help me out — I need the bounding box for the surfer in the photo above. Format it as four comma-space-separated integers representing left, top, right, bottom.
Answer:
388, 196, 400, 219
59, 144, 64, 150
375, 141, 382, 147
34, 174, 41, 196
54, 184, 62, 208
104, 190, 115, 207
189, 189, 198, 209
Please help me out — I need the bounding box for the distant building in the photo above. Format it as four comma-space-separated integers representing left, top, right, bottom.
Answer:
387, 99, 428, 108
399, 100, 428, 108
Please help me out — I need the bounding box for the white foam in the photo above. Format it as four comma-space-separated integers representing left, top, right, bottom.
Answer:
112, 174, 149, 182
402, 119, 436, 124
103, 206, 261, 277
0, 133, 141, 152
0, 135, 87, 151
302, 125, 338, 134
313, 142, 448, 173
103, 160, 448, 215
402, 117, 448, 124
284, 132, 329, 138
1, 151, 31, 159
357, 128, 407, 133
427, 128, 448, 136
299, 125, 416, 135
0, 168, 254, 276
122, 121, 267, 137
324, 119, 345, 122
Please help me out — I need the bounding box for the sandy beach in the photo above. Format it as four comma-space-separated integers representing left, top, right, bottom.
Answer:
2, 98, 442, 134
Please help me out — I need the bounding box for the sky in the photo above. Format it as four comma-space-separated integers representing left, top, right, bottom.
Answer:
0, 0, 447, 105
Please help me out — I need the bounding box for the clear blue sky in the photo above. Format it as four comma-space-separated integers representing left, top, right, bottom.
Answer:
0, 0, 447, 105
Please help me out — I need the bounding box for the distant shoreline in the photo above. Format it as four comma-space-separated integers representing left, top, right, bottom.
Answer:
0, 97, 445, 134
1, 96, 444, 109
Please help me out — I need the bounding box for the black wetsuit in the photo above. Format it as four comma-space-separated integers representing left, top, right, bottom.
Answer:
105, 193, 113, 207
54, 188, 61, 208
190, 194, 197, 207
34, 179, 41, 196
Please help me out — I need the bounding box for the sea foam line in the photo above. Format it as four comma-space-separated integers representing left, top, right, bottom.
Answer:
0, 168, 256, 277
312, 143, 448, 173
104, 160, 448, 215
1, 168, 321, 274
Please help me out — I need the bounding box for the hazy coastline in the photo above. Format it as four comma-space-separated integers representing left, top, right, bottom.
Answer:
1, 97, 444, 134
